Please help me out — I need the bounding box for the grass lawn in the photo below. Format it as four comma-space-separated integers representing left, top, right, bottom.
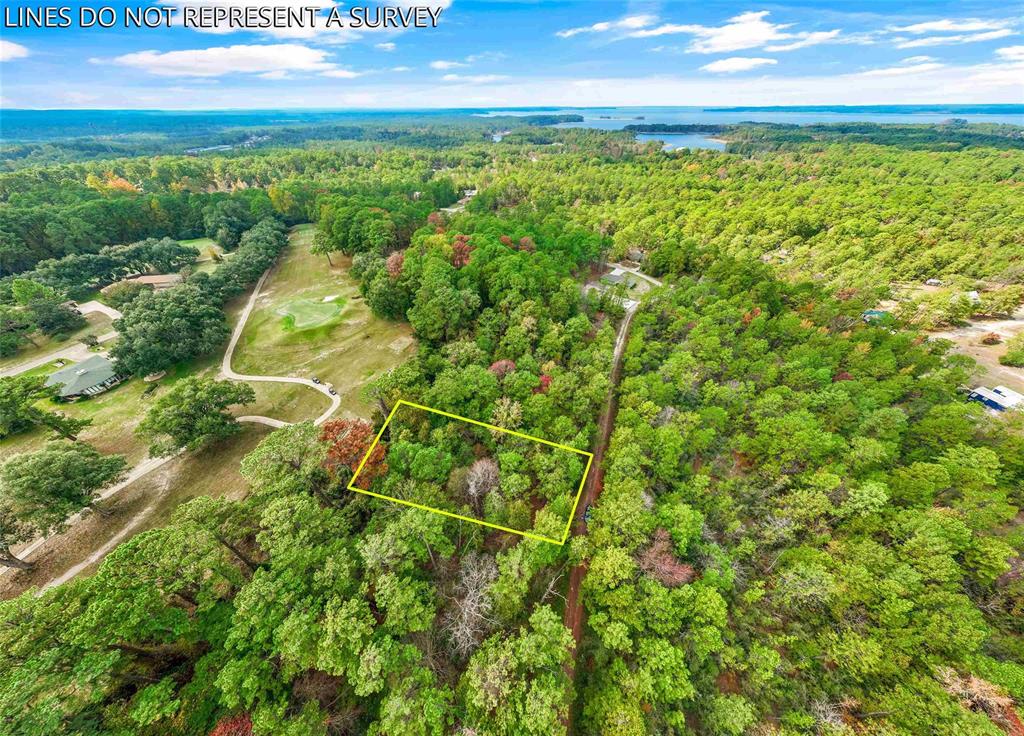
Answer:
0, 312, 113, 371
234, 224, 415, 421
0, 222, 413, 592
181, 236, 225, 275
279, 296, 346, 330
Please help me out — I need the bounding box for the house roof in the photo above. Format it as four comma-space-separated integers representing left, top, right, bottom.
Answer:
133, 274, 182, 286
45, 355, 119, 397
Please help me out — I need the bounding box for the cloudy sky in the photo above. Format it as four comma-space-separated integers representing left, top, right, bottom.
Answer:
1, 0, 1022, 109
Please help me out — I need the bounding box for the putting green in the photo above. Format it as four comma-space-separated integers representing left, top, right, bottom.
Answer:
277, 297, 346, 330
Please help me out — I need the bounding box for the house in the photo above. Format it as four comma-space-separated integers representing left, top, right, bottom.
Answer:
968, 385, 1024, 412
101, 273, 182, 295
861, 309, 889, 323
601, 268, 638, 288
45, 355, 126, 399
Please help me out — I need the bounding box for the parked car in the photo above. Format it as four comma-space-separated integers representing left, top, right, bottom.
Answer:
311, 376, 321, 384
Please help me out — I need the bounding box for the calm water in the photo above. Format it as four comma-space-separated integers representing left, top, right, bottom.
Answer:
635, 133, 726, 151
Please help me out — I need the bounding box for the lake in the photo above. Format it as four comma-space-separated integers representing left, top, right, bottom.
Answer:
635, 133, 726, 151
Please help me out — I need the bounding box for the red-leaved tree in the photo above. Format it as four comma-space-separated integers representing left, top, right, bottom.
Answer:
386, 251, 405, 280
451, 234, 474, 268
209, 713, 252, 736
488, 359, 516, 379
320, 418, 387, 483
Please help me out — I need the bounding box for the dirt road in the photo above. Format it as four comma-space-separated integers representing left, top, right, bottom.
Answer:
562, 305, 637, 732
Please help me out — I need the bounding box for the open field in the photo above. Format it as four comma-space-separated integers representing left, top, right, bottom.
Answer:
278, 296, 346, 330
233, 225, 415, 421
0, 311, 113, 372
180, 236, 225, 274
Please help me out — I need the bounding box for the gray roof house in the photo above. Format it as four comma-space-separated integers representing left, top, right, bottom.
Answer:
45, 355, 125, 399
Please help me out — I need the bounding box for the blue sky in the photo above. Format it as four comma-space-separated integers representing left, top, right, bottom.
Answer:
1, 1, 1022, 109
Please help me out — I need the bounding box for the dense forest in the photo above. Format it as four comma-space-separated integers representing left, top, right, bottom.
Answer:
0, 119, 1022, 735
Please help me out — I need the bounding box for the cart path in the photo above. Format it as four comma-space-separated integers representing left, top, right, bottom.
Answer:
41, 500, 158, 591
221, 267, 341, 427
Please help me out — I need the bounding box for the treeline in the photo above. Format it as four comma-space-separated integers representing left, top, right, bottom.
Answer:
625, 123, 731, 134
2, 237, 197, 301
312, 178, 459, 261
0, 187, 278, 278
0, 146, 473, 279
0, 111, 585, 169
110, 218, 289, 376
727, 121, 1024, 152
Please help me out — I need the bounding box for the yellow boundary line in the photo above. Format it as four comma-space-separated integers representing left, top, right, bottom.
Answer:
348, 399, 594, 545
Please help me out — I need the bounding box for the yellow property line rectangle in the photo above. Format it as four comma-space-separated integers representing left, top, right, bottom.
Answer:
347, 399, 594, 545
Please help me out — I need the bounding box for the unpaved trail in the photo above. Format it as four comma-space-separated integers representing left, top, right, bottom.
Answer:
40, 501, 158, 591
12, 453, 178, 563
563, 305, 638, 732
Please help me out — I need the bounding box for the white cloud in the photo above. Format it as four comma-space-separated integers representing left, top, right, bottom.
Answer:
996, 45, 1024, 61
765, 30, 840, 52
858, 60, 945, 77
375, 42, 396, 51
430, 59, 467, 69
441, 73, 507, 83
321, 68, 363, 78
107, 44, 337, 77
629, 11, 840, 54
0, 41, 30, 62
700, 56, 777, 73
391, 65, 412, 72
892, 18, 1011, 34
556, 14, 656, 39
895, 28, 1015, 48
465, 51, 505, 63
258, 70, 291, 80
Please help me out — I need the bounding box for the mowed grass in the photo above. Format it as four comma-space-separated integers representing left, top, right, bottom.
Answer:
278, 296, 346, 331
234, 224, 416, 421
180, 236, 226, 275
0, 357, 225, 466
